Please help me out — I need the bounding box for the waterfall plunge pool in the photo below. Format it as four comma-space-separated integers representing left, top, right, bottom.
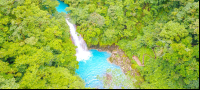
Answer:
75, 49, 121, 88
56, 0, 124, 89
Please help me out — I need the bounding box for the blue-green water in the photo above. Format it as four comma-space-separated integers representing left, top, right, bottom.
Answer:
56, 0, 69, 14
75, 49, 121, 88
56, 0, 122, 88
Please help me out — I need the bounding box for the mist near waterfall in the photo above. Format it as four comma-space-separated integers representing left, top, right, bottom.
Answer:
65, 19, 92, 61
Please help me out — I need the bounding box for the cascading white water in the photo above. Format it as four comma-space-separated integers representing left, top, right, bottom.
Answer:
65, 18, 91, 61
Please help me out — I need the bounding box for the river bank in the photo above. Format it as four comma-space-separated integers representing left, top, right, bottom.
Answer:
65, 13, 142, 88
89, 45, 140, 77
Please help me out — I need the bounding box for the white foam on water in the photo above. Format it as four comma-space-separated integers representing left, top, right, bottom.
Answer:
65, 18, 91, 61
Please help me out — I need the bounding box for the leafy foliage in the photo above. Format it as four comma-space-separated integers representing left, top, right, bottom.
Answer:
65, 0, 199, 89
0, 0, 85, 89
0, 0, 199, 89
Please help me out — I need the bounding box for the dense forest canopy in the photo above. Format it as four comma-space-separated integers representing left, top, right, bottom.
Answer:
0, 0, 87, 89
63, 0, 199, 89
0, 0, 199, 89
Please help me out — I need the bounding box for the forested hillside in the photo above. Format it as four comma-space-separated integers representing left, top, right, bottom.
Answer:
0, 0, 199, 89
0, 0, 86, 89
63, 0, 199, 89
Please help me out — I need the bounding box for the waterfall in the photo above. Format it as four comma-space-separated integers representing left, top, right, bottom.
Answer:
65, 18, 91, 61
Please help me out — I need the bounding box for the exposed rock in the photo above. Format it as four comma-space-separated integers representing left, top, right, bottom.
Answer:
98, 49, 102, 51
112, 50, 118, 54
106, 73, 112, 81
89, 45, 140, 77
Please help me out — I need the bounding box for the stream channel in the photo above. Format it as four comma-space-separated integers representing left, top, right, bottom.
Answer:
56, 0, 123, 88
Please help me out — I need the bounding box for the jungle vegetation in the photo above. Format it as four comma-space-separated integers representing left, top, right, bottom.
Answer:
64, 0, 199, 89
0, 0, 199, 89
0, 0, 87, 89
